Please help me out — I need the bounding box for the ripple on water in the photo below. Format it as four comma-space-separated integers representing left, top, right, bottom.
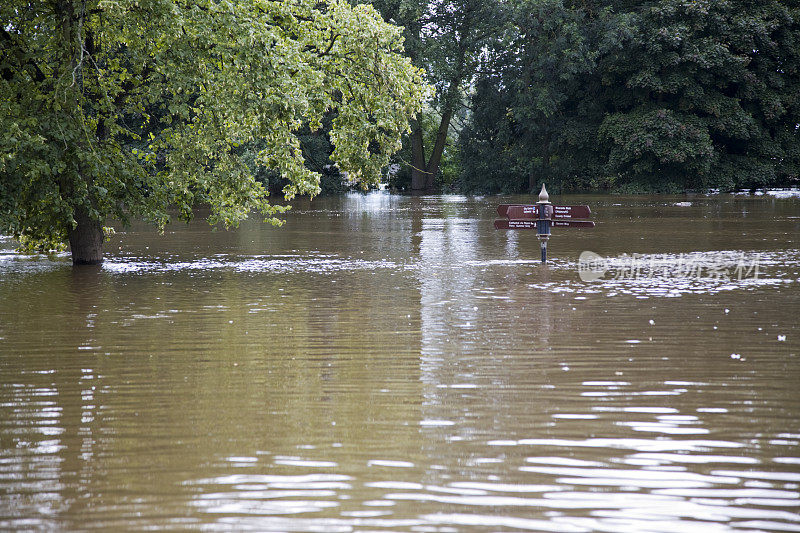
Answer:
2, 195, 799, 532
102, 254, 407, 275
447, 249, 799, 299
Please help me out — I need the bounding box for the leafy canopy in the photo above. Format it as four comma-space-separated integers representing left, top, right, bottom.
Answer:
0, 0, 428, 249
459, 0, 800, 193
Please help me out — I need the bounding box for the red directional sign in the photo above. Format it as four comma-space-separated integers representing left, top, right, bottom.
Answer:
494, 219, 594, 230
497, 204, 590, 220
497, 204, 537, 217
495, 186, 593, 263
552, 205, 591, 219
494, 219, 536, 230
551, 220, 595, 228
501, 205, 538, 219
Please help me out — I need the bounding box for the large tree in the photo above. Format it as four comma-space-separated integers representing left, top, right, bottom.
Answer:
598, 0, 800, 191
460, 0, 609, 193
368, 0, 503, 191
459, 0, 800, 194
1, 0, 427, 264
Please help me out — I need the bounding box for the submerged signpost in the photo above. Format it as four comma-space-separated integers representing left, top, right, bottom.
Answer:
494, 184, 594, 263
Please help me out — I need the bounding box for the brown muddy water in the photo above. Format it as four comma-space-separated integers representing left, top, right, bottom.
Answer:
1, 192, 799, 532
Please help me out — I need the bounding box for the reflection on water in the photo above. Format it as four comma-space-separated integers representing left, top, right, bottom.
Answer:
0, 192, 799, 531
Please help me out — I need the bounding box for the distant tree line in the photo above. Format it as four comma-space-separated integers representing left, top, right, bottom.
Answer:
366, 0, 800, 194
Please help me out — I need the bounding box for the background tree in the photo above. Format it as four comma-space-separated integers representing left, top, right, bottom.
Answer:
368, 0, 505, 191
598, 0, 800, 191
459, 0, 616, 193
0, 0, 427, 264
459, 0, 799, 193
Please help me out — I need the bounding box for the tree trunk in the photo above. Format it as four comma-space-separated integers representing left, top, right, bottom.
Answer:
410, 121, 428, 191
410, 108, 453, 193
425, 106, 453, 190
55, 2, 102, 265
68, 207, 103, 265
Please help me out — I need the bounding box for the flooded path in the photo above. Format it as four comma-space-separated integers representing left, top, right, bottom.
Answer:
1, 192, 799, 531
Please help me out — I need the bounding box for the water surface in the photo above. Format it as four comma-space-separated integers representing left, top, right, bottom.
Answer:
1, 192, 799, 531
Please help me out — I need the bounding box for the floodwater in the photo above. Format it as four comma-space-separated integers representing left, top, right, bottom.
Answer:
1, 192, 799, 532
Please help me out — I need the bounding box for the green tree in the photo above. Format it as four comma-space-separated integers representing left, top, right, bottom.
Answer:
598, 0, 800, 191
368, 0, 505, 191
459, 0, 800, 193
1, 0, 427, 264
460, 0, 616, 193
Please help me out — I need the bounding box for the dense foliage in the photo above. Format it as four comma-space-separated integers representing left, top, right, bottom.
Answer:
1, 0, 427, 262
459, 0, 800, 193
366, 0, 502, 191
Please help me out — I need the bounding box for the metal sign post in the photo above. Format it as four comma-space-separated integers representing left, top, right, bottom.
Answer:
494, 184, 594, 264
537, 184, 551, 263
